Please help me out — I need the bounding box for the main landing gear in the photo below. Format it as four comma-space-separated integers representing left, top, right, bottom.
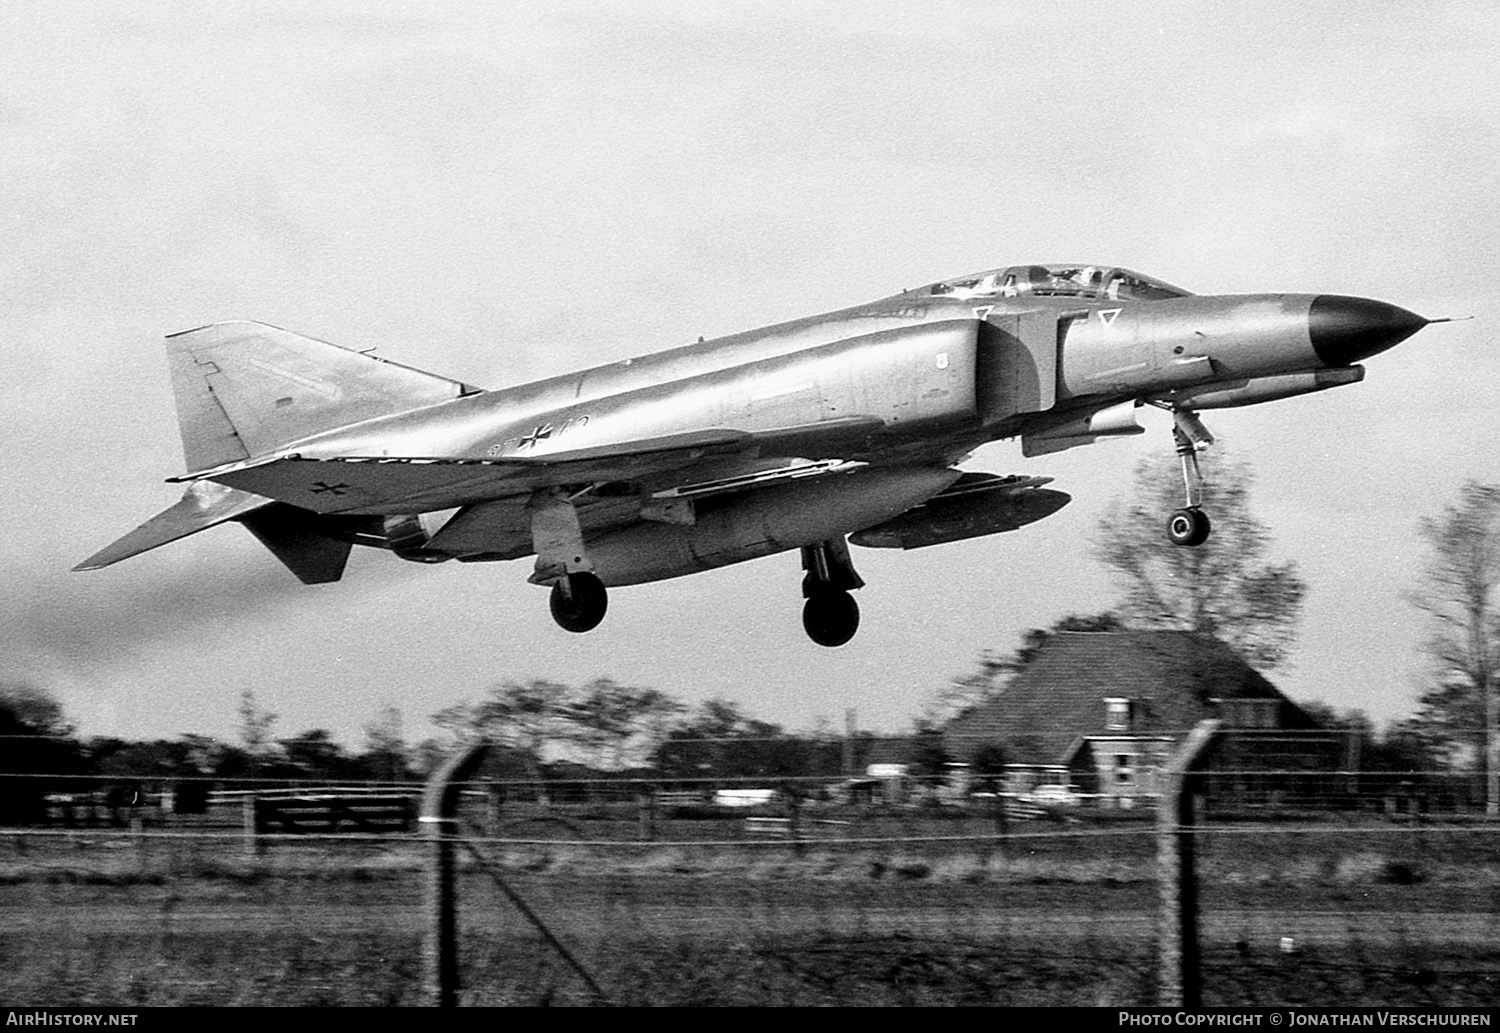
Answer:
529, 487, 610, 634
1164, 407, 1214, 548
801, 537, 864, 647
549, 571, 608, 633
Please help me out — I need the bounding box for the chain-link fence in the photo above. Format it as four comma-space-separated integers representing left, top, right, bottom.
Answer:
1, 768, 1496, 1006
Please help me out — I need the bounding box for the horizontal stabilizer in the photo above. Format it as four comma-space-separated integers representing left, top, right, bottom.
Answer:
74, 481, 273, 571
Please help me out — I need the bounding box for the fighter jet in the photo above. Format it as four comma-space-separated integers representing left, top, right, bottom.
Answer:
76, 264, 1437, 646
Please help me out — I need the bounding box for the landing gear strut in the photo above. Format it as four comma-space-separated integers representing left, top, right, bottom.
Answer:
801, 537, 864, 647
1166, 408, 1213, 548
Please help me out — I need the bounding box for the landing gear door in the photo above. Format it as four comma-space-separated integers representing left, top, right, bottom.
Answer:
978, 310, 1059, 423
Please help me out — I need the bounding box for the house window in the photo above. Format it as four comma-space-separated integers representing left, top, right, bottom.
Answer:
1104, 698, 1132, 731
1114, 754, 1134, 785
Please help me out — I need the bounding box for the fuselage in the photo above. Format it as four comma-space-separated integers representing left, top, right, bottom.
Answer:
77, 261, 1433, 637
282, 263, 1425, 486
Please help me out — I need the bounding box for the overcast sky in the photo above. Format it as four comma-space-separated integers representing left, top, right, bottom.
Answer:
4, 1, 1497, 749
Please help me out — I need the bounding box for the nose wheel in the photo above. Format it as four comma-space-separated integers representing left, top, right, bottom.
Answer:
549, 571, 608, 633
1167, 507, 1211, 547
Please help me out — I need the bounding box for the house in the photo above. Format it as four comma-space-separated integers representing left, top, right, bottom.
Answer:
942, 630, 1342, 806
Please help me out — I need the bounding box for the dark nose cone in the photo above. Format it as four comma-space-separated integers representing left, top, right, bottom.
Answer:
1310, 295, 1428, 366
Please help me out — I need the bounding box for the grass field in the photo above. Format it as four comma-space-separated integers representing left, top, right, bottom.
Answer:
1, 815, 1496, 1006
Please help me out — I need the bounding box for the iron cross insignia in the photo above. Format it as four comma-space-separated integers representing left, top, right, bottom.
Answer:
519, 423, 554, 450
310, 481, 350, 496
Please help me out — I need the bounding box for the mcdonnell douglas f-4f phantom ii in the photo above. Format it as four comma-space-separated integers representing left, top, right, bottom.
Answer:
77, 263, 1440, 646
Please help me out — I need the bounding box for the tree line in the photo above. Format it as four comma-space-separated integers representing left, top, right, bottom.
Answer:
0, 679, 918, 823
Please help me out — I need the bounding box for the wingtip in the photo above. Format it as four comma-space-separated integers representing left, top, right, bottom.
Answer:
71, 549, 120, 573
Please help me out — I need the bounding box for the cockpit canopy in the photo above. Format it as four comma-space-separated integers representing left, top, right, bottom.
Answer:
928, 264, 1191, 302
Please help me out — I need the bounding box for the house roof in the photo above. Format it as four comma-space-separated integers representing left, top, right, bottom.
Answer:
943, 630, 1317, 765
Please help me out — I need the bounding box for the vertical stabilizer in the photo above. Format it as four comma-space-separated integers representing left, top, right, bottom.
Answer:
166, 321, 478, 474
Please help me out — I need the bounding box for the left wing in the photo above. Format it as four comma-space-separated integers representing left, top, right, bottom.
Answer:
194, 430, 752, 515
189, 417, 885, 516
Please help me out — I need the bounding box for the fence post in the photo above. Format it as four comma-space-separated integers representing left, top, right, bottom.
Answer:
422, 742, 490, 1008
241, 796, 260, 859
992, 791, 1009, 860
787, 787, 804, 855
130, 815, 145, 872
1158, 719, 1219, 1008
485, 781, 504, 834
637, 786, 657, 842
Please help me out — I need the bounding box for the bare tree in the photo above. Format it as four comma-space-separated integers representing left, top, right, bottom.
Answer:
430, 677, 689, 796
565, 678, 684, 770
1092, 449, 1306, 671
1407, 482, 1500, 813
468, 679, 574, 776
362, 705, 407, 781
0, 682, 80, 824
0, 681, 73, 737
236, 689, 279, 772
277, 729, 346, 780
652, 698, 809, 780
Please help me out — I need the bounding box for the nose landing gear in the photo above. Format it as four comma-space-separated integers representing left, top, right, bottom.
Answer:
1167, 407, 1214, 548
801, 537, 864, 647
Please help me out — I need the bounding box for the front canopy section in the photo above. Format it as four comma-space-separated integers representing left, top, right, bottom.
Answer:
927, 264, 1191, 303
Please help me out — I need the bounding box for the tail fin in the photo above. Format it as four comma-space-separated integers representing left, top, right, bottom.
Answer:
167, 321, 479, 474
